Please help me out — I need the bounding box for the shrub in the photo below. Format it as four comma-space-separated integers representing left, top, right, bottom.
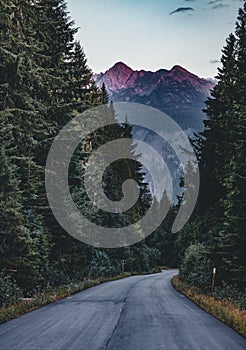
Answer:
46, 267, 72, 287
0, 273, 22, 307
86, 250, 117, 278
213, 281, 246, 310
180, 243, 211, 289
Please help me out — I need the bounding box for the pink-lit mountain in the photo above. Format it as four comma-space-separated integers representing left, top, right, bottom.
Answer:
94, 62, 215, 131
94, 62, 216, 200
94, 62, 213, 96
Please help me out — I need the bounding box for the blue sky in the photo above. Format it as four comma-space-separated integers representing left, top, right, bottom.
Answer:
66, 0, 243, 78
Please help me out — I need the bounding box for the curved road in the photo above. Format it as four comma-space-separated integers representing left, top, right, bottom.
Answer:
0, 270, 245, 350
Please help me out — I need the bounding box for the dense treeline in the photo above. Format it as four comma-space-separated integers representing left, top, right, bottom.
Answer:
0, 0, 245, 308
179, 2, 246, 291
0, 0, 177, 304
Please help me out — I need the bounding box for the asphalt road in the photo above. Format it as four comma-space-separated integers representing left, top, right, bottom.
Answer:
0, 270, 245, 350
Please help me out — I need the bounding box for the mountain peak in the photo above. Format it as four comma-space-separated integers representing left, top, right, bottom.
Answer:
93, 61, 215, 136
168, 65, 202, 84
110, 61, 133, 73
112, 61, 132, 68
171, 65, 189, 73
171, 64, 187, 71
169, 65, 198, 78
94, 62, 215, 96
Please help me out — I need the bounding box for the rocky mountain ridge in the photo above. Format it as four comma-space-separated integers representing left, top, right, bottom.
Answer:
93, 62, 215, 132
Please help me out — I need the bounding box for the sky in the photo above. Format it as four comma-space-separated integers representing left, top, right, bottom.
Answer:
66, 0, 243, 78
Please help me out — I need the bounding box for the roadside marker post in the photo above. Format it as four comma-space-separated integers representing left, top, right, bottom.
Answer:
211, 267, 216, 292
121, 260, 126, 273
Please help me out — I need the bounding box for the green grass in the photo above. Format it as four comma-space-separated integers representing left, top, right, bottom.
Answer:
172, 275, 246, 338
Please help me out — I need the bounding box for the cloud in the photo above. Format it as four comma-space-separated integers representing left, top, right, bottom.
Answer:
207, 0, 230, 9
211, 3, 229, 9
210, 59, 220, 64
207, 0, 221, 4
185, 0, 196, 2
169, 7, 194, 15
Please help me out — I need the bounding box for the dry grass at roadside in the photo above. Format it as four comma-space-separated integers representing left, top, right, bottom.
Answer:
172, 275, 246, 338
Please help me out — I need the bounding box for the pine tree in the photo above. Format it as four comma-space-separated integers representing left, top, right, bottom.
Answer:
0, 0, 51, 290
217, 2, 246, 286
101, 83, 109, 105
197, 33, 237, 220
0, 109, 45, 291
185, 1, 246, 287
31, 0, 103, 276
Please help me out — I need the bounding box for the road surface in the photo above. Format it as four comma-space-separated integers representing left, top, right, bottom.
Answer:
0, 270, 245, 350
